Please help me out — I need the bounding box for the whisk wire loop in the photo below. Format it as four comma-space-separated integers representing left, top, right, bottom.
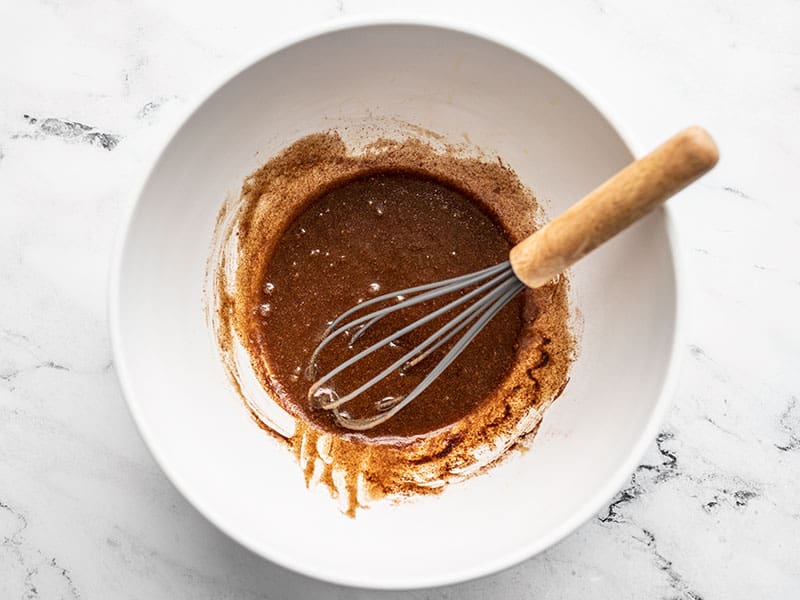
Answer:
305, 262, 510, 378
331, 274, 525, 430
307, 264, 514, 396
306, 261, 525, 430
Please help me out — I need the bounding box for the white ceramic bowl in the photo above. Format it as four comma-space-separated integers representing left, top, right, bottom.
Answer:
110, 19, 680, 589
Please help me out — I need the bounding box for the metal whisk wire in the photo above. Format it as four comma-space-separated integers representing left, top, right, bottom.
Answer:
306, 261, 524, 431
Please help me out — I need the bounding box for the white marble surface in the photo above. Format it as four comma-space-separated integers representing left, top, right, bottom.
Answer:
1, 0, 798, 597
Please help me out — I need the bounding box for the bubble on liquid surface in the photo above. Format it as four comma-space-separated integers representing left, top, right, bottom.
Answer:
258, 303, 272, 316
289, 365, 302, 382
264, 282, 275, 294
368, 282, 381, 293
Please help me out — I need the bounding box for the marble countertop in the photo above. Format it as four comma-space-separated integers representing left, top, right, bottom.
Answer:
1, 1, 798, 597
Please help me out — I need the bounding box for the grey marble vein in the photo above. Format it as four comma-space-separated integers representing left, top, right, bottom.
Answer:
775, 397, 799, 452
636, 528, 703, 600
1, 501, 81, 599
599, 432, 679, 524
16, 115, 121, 150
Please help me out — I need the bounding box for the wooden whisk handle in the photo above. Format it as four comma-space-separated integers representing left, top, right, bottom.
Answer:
509, 126, 719, 288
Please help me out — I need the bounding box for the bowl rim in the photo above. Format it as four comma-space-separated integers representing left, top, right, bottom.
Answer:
108, 15, 684, 590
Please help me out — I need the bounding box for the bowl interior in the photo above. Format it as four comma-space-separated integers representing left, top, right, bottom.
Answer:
113, 23, 676, 588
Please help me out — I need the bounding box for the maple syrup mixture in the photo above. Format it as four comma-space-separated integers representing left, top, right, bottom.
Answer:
211, 131, 574, 514
257, 172, 522, 438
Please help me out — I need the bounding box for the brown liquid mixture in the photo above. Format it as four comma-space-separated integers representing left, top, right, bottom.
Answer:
254, 172, 523, 438
211, 131, 574, 515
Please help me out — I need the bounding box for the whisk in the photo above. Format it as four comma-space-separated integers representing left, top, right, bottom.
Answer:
306, 127, 719, 430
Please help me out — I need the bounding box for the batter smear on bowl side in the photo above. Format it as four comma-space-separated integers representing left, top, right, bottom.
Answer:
210, 130, 574, 515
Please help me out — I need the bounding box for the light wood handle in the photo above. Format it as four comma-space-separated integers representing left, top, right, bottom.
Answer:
509, 126, 719, 288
